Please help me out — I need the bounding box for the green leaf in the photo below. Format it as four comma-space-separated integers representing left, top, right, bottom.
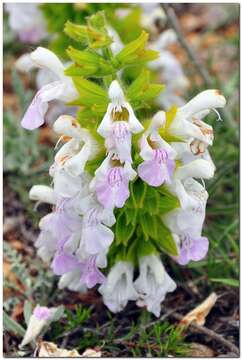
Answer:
141, 84, 165, 101
125, 207, 137, 226
126, 68, 149, 100
64, 21, 88, 44
115, 31, 159, 67
51, 305, 65, 322
65, 64, 97, 77
158, 186, 180, 214
87, 11, 106, 30
138, 239, 158, 258
66, 47, 114, 77
154, 220, 179, 256
116, 211, 136, 246
23, 301, 33, 326
3, 311, 26, 337
140, 213, 158, 241
131, 179, 147, 208
144, 187, 160, 215
126, 238, 139, 264
84, 149, 106, 176
210, 278, 239, 287
72, 78, 108, 107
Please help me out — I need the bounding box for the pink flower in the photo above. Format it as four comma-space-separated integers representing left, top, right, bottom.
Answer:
174, 234, 209, 265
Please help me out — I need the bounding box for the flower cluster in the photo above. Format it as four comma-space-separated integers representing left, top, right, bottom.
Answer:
20, 12, 226, 317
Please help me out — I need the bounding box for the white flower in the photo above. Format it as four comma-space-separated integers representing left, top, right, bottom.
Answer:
97, 80, 143, 162
99, 261, 138, 313
50, 164, 86, 198
58, 269, 87, 292
15, 53, 36, 73
163, 178, 208, 235
134, 255, 176, 317
141, 4, 166, 32
29, 185, 56, 205
35, 214, 58, 262
175, 158, 215, 181
167, 90, 226, 143
53, 115, 100, 177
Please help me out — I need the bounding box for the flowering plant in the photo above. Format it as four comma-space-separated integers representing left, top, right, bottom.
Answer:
20, 11, 225, 317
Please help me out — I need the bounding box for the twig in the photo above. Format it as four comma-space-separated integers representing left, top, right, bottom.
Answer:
161, 4, 212, 86
169, 311, 240, 355
161, 4, 238, 134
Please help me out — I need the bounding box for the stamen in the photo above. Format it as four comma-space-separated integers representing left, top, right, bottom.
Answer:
111, 106, 129, 121
54, 136, 64, 150
212, 108, 223, 122
200, 178, 206, 188
34, 201, 41, 211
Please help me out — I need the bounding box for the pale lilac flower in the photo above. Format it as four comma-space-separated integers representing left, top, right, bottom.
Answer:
105, 121, 132, 163
20, 305, 51, 347
33, 306, 51, 321
91, 153, 136, 210
21, 47, 78, 130
97, 80, 143, 162
5, 4, 47, 44
51, 251, 80, 276
174, 234, 209, 265
96, 166, 130, 208
35, 214, 59, 262
80, 207, 114, 255
99, 261, 138, 313
134, 255, 176, 317
138, 120, 176, 187
138, 145, 175, 187
15, 55, 77, 126
80, 256, 106, 288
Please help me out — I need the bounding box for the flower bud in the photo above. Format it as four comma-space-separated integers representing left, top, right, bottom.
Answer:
20, 306, 51, 348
